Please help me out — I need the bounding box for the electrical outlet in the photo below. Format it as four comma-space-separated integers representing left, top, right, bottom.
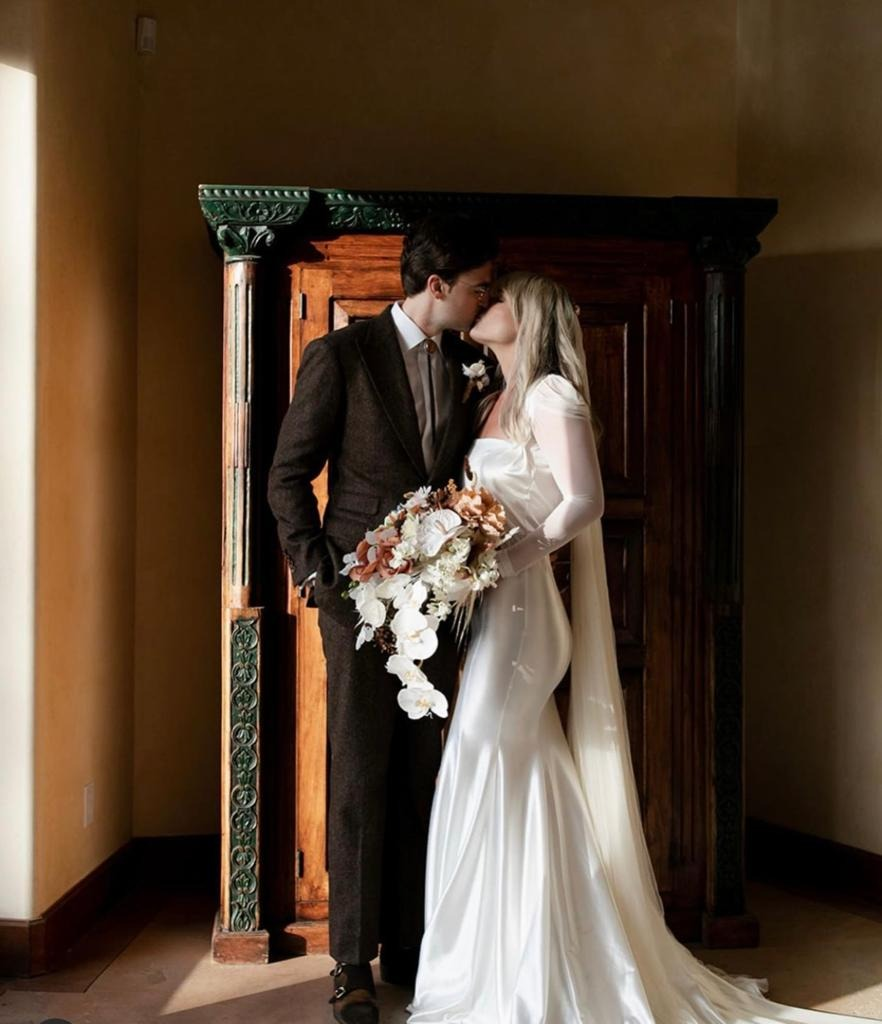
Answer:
83, 782, 95, 827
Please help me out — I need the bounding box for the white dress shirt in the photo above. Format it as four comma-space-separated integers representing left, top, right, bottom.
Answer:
390, 301, 451, 474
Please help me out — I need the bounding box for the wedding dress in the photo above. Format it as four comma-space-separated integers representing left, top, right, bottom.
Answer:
406, 374, 877, 1024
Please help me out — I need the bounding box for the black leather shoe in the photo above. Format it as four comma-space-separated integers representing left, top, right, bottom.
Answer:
329, 962, 378, 1024
379, 944, 419, 987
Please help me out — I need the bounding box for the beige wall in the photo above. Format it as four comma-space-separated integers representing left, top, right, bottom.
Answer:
133, 0, 740, 833
739, 0, 882, 854
0, 0, 36, 72
33, 0, 140, 912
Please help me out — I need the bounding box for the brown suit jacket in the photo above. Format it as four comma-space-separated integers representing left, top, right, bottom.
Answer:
268, 305, 482, 619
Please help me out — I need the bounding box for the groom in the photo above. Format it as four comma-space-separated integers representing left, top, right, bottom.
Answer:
267, 213, 497, 1024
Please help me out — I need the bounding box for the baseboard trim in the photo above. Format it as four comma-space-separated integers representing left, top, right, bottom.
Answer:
746, 817, 882, 905
0, 834, 219, 978
0, 916, 45, 978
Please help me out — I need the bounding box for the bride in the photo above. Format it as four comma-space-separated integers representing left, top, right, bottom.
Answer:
406, 273, 877, 1024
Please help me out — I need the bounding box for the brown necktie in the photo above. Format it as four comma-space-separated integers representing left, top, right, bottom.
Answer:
424, 338, 438, 452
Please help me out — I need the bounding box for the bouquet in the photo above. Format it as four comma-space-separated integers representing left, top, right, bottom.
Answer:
341, 463, 516, 720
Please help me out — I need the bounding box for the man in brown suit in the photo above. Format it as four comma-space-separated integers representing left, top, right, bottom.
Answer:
268, 214, 497, 1024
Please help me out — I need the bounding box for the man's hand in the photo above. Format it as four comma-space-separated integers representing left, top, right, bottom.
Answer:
298, 570, 318, 607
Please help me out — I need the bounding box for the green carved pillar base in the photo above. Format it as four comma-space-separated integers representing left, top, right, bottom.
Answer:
212, 913, 269, 965
215, 609, 269, 963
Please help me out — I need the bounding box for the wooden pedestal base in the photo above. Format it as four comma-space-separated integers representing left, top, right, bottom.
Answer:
211, 913, 270, 964
275, 919, 330, 956
701, 910, 759, 948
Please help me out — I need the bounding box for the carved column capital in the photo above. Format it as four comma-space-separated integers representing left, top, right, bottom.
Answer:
199, 185, 310, 261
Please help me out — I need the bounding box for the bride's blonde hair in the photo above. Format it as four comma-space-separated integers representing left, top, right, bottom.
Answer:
477, 272, 602, 445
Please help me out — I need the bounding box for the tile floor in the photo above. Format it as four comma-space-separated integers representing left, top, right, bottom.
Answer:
1, 882, 881, 1024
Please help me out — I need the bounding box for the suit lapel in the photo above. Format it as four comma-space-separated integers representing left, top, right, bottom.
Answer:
356, 306, 428, 479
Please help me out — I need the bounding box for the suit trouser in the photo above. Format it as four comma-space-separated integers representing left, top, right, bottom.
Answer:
317, 600, 459, 965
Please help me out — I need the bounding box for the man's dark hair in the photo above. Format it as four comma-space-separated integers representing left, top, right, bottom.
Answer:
401, 212, 498, 296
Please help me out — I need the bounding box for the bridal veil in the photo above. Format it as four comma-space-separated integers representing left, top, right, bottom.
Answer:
568, 508, 876, 1023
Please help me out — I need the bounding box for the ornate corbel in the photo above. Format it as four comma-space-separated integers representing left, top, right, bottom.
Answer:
199, 185, 310, 260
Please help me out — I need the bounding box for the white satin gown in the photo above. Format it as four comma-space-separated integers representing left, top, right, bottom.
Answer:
407, 374, 878, 1024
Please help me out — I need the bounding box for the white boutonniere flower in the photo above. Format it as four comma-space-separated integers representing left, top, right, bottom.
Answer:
462, 360, 490, 402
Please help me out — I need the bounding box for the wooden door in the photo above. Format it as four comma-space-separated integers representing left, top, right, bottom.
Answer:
287, 242, 405, 922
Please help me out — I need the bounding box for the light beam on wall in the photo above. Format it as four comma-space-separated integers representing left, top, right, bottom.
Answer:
0, 60, 36, 920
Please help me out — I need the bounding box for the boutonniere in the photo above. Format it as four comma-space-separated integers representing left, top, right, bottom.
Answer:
461, 360, 490, 402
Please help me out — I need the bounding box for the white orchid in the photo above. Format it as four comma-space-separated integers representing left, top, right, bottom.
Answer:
341, 550, 364, 576
354, 582, 386, 628
360, 599, 386, 628
353, 581, 375, 610
355, 624, 375, 650
391, 606, 439, 660
393, 580, 428, 611
385, 654, 432, 689
397, 686, 449, 720
375, 575, 410, 601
